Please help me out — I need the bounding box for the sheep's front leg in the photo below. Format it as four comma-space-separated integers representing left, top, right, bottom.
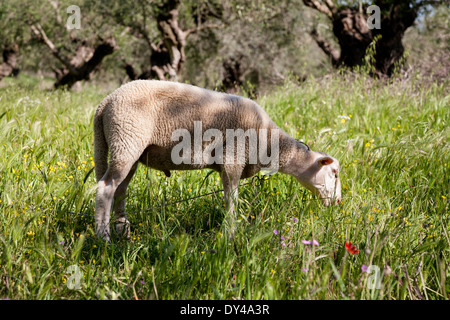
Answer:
221, 169, 241, 237
113, 162, 139, 239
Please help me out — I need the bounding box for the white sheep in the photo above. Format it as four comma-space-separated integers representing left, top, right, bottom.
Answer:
94, 80, 341, 241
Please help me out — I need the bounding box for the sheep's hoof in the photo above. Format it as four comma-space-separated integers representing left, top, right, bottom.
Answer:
96, 225, 111, 242
115, 217, 131, 239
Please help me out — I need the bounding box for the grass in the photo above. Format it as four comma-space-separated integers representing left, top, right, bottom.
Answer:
0, 73, 448, 300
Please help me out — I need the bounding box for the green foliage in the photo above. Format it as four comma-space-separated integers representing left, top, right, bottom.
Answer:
0, 73, 448, 299
363, 34, 381, 75
0, 0, 25, 44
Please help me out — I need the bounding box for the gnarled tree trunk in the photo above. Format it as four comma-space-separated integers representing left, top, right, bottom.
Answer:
54, 39, 117, 89
372, 2, 417, 75
30, 23, 117, 89
124, 0, 186, 81
332, 8, 373, 68
124, 0, 223, 82
218, 53, 259, 97
303, 0, 419, 77
0, 43, 19, 81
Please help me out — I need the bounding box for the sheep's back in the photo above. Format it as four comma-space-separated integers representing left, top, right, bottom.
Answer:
100, 80, 278, 150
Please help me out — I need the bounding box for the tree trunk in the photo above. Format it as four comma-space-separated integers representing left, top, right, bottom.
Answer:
372, 2, 418, 76
30, 23, 117, 89
332, 8, 373, 68
155, 0, 186, 80
218, 54, 259, 97
303, 0, 419, 77
0, 43, 19, 81
125, 0, 186, 81
219, 55, 245, 93
54, 39, 117, 89
123, 0, 223, 82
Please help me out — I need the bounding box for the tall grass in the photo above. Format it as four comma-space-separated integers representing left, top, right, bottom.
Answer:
0, 73, 448, 300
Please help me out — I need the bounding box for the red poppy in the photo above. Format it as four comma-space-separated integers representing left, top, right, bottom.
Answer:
345, 242, 359, 254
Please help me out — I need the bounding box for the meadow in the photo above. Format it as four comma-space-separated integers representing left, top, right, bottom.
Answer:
0, 73, 448, 300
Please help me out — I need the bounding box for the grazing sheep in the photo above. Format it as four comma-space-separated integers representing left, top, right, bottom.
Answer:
94, 80, 341, 241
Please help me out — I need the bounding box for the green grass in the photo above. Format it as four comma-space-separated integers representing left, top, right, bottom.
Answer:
0, 73, 449, 300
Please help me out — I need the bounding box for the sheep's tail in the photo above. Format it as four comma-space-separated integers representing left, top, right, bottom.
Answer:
93, 103, 109, 182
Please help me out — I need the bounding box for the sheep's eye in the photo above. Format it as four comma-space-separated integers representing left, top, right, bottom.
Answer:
332, 170, 338, 179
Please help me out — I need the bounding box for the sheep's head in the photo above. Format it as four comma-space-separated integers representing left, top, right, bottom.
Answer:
300, 154, 341, 206
282, 147, 341, 206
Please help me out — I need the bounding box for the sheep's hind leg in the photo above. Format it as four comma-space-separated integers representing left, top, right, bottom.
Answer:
113, 162, 139, 239
95, 161, 137, 242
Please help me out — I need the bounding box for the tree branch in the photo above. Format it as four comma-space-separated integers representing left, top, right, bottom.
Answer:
323, 0, 337, 15
303, 0, 335, 19
151, 65, 167, 81
136, 25, 159, 52
184, 22, 224, 38
30, 23, 79, 75
77, 38, 117, 76
48, 0, 62, 25
99, 5, 158, 52
55, 38, 117, 88
310, 28, 340, 66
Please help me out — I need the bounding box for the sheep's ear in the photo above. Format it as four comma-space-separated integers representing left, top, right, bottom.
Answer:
317, 156, 334, 167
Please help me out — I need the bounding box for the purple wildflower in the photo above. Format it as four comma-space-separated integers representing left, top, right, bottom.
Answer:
361, 264, 369, 273
301, 239, 319, 246
273, 229, 278, 235
292, 217, 298, 223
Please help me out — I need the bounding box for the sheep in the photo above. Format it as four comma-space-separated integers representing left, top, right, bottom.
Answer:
94, 80, 341, 241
